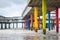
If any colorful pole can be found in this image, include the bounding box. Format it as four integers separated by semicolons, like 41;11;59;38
48;11;50;31
42;0;47;34
38;16;40;30
27;16;30;30
33;7;38;32
56;6;59;33
30;14;33;30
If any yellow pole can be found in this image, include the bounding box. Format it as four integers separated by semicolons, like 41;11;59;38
42;0;47;34
33;7;38;30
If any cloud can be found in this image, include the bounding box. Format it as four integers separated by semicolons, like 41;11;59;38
12;0;29;4
0;0;30;17
0;0;12;8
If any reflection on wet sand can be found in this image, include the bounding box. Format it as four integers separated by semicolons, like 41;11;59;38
54;34;58;40
33;35;38;40
46;33;58;40
24;33;59;40
43;35;46;40
24;35;38;40
0;30;60;40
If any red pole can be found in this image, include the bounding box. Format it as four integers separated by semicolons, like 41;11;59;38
38;16;40;29
56;6;59;33
30;14;33;28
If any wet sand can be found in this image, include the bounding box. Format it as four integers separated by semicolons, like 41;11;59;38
0;29;60;40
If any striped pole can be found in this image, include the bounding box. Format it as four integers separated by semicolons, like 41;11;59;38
33;7;38;32
42;0;47;34
48;11;50;31
56;6;59;33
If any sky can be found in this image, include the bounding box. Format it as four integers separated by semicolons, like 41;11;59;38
0;0;30;28
0;0;30;17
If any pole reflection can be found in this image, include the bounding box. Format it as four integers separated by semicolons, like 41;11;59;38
43;35;46;40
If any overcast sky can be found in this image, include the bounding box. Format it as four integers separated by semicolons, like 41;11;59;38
0;0;30;17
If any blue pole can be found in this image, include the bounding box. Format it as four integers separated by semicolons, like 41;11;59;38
27;19;30;30
27;16;30;30
48;11;50;30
